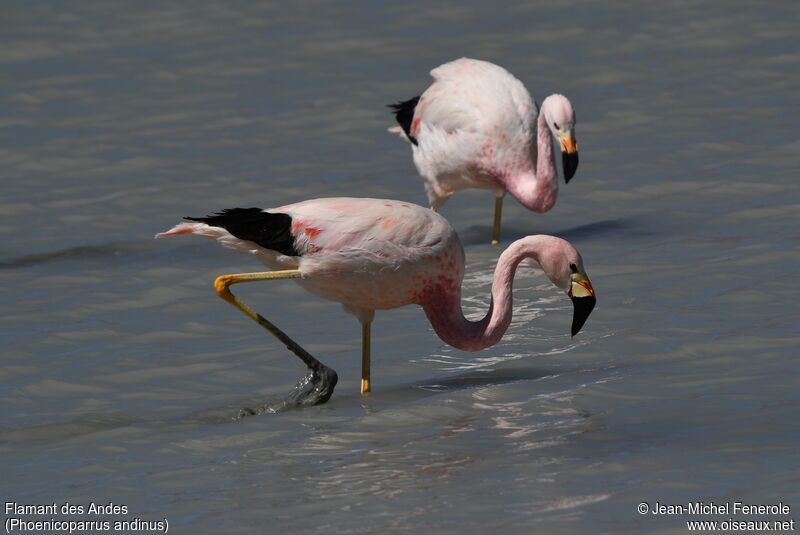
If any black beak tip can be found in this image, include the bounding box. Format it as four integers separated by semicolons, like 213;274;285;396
562;151;579;183
571;295;596;337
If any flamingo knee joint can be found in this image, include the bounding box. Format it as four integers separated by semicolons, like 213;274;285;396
214;275;234;298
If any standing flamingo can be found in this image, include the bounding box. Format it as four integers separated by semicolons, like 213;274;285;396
389;58;579;244
157;198;595;409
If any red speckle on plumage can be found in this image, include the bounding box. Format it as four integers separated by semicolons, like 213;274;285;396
291;221;323;252
291;220;320;237
482;141;494;160
411;116;421;137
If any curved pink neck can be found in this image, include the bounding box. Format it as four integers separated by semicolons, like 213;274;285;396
421;236;549;352
503;108;558;213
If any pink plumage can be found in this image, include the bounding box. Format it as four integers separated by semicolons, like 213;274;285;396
157;197;595;351
390;58;580;242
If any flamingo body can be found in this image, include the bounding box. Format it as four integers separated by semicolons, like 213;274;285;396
158;197;594;351
390;58;579;225
160;199;462;321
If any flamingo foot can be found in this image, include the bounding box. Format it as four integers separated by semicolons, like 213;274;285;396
237;364;339;417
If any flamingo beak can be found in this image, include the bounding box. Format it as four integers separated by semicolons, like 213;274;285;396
559;131;579;183
568;271;595;337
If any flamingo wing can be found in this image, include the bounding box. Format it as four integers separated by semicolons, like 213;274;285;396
390;59;536;186
388;59;488;146
277;198;448;258
425;58;536;139
276;199;464;313
158;198;461;284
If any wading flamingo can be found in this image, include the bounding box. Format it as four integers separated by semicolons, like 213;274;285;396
157;197;595;409
389;58;579;245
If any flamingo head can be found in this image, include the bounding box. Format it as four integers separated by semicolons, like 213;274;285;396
567;263;596;337
541;94;579;183
536;236;596;336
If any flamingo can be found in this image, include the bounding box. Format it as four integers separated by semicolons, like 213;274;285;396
156;197;596;409
389;58;579;245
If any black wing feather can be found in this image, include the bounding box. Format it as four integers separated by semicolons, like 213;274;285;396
388;96;420;146
185;208;299;256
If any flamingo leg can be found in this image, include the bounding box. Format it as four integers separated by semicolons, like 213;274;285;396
361;321;371;394
491;196;503;245
214;270;338;414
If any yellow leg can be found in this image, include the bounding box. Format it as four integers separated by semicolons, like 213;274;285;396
214;270;339;409
491;196;503;245
214;270;330;376
360;321;371;394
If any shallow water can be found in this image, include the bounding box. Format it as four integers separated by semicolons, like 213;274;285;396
2;1;799;533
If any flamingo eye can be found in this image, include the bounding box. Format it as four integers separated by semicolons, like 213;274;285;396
569;263;578;273
553;122;560;129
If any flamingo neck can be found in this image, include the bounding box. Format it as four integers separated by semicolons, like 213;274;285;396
421;236;549;352
503;109;558;213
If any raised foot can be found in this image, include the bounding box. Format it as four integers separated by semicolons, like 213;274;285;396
236;364;339;418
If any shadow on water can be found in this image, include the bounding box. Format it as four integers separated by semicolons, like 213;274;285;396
555;217;654;242
458;216;652;246
0;241;149;268
0;239;212;269
231;366;558;417
267;366;559;415
412;366;554;392
0;367;561;443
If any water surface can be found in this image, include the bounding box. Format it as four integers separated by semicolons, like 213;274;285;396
1;1;798;533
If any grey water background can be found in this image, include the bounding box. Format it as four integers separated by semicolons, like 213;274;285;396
1;1;798;533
